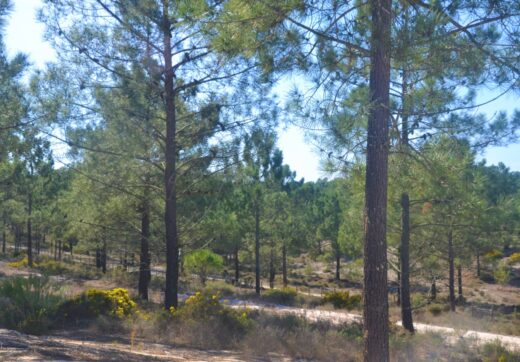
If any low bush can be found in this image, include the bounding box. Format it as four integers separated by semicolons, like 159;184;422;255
0;276;63;334
263;287;298;305
484;249;503;259
321;290;361;310
507;252;520;265
493;261;511;285
57;287;136;322
8;256;29;268
202;280;235;297
7;255;68;275
427;303;445;316
149;291;252;349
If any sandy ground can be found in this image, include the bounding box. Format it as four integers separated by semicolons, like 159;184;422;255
0;328;258;361
1;259;519;360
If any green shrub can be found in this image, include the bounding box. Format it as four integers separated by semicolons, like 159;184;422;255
481;341;520;362
263;288;298;305
170;291;251;345
321;290;361;310
428;304;444;316
0;276;63;334
57;287;136;322
202;280;235;297
36;259;68;275
493;261;510;285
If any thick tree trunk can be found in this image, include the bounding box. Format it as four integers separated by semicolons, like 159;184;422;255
448;229;456;311
138;201;151;300
363;0;392;360
162;0;179;310
255;197;261;295
400;193;414;332
234;246;239;285
282;243;288;287
335;254;341;281
58;240;62;261
396;270;401;306
457;263;463;302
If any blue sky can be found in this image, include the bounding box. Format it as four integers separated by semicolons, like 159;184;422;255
5;0;519;181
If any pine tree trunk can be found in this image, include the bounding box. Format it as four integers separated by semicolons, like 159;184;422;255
363;0;392;360
476;250;480;277
162;0;179;310
396;270;401;306
27;195;33;267
102;239;107;274
58;240;62;261
282;243;288;287
400;193;414;332
448;229;456;311
255;196;261;295
457;263;463;302
234;246;240;285
335;254;341;281
2;215;6;254
138;201;151;300
269;243;275;289
430;278;436;301
15;225;20;254
96;247;101;269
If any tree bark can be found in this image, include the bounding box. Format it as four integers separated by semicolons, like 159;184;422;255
457;263;463;302
138;200;151;300
396;270;401;306
282;243;288;287
335;254;341;281
27;193;33;267
2;214;6;254
363;0;392;360
430;278;436;301
448;229;456;311
255;195;261;295
400;193;414;332
96;247;101;269
162;0;179;310
269;243;275;289
234;246;240;285
102;238;107;274
476;250;480;277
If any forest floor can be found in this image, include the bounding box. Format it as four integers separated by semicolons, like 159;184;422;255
0;257;519;360
0;328;260;361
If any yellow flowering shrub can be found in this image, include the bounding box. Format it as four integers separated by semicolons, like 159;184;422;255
507;252;520;264
321;290;361;310
57;288;136;322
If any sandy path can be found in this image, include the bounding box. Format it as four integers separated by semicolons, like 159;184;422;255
230;302;520;352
